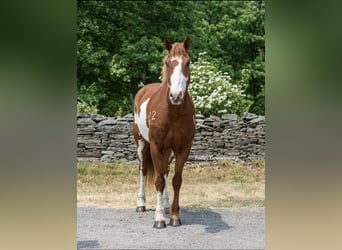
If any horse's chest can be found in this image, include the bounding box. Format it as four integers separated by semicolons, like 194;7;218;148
135;97;194;145
150;119;194;146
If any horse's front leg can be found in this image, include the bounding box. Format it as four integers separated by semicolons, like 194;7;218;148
169;150;190;226
170;168;183;226
150;142;168;229
154;173;167;228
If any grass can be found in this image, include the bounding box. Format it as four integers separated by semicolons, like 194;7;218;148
77;158;265;208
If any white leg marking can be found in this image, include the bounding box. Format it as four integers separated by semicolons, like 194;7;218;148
137;170;146;207
137;139;144;164
163;174;170;209
134;98;150;142
137;140;145;207
155;191;165;221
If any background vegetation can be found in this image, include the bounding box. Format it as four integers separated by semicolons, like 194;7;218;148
77;1;265;117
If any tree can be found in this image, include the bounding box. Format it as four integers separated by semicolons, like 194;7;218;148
193;1;265;114
77;1;265;116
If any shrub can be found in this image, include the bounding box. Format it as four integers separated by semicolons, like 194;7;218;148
77;83;106;114
189;52;251;117
77;99;98;114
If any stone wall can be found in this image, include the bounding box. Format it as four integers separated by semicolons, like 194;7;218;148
77;113;265;163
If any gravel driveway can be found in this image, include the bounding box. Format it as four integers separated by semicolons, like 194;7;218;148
77;206;264;249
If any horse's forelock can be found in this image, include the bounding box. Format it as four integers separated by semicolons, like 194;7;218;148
169;43;188;57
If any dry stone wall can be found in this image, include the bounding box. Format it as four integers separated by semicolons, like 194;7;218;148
77;113;265;163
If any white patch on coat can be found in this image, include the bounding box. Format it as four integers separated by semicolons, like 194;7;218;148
134;98;150;142
170;56;187;101
155;191;165;221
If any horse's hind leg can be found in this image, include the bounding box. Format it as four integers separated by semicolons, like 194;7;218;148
163;150;173;214
136;139;147;212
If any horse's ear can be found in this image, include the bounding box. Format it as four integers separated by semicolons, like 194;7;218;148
183;36;190;52
163;38;172;52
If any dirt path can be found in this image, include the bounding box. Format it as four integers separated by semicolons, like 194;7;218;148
77;206;264;249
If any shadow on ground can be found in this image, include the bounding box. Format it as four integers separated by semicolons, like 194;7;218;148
181;208;232;233
77;240;99;249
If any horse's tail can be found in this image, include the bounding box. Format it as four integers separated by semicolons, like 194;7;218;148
144;144;154;187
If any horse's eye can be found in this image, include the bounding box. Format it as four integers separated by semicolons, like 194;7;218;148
165;61;169;67
186;61;190;67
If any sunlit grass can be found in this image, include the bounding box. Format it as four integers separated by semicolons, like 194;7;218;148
77;159;265;208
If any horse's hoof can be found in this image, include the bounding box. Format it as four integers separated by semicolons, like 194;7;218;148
136;206;146;212
164;207;170;214
169;218;182;226
153;220;166;229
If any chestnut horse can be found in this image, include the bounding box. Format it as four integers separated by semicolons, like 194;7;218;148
133;37;195;228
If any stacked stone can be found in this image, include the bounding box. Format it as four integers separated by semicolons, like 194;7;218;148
77;114;136;162
189;112;265;162
77;112;265;163
77;114;104;161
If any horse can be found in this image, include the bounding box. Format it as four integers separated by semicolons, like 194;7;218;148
132;37;195;228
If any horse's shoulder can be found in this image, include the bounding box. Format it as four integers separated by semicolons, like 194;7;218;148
135;83;162;105
141;83;161;92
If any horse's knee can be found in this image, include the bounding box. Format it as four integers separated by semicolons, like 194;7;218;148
155;175;165;192
172;174;182;189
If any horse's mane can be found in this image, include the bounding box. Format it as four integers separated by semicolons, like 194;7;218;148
161;42;188;85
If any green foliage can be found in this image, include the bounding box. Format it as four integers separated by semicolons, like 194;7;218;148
77;83;105;114
248;86;265;115
77;100;97;115
193;1;265;115
100;95;134;117
77;1;265;116
189;53;251;116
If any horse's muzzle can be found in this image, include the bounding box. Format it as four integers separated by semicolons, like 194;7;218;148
169;91;183;105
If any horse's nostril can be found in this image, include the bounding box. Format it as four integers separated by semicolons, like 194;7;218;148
170;92;183;103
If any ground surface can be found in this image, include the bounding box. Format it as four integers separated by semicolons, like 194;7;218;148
77;206;264;250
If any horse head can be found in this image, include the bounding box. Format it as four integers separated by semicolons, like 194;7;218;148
162;37;191;105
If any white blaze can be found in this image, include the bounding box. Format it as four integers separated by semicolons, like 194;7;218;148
134;98;150;142
170;57;187;99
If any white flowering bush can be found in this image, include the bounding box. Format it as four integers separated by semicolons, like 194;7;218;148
189;52;251;117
